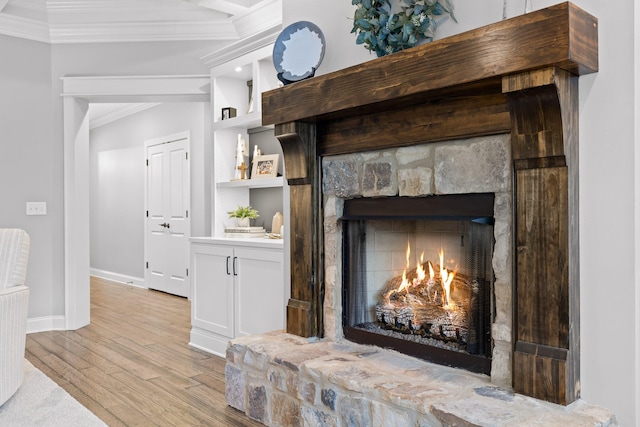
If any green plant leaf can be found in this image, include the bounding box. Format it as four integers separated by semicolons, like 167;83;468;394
352;0;456;56
355;19;372;29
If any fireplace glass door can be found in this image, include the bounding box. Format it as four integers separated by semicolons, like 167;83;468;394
341;194;495;374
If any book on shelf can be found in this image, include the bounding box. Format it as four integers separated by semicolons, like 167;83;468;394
224;226;266;238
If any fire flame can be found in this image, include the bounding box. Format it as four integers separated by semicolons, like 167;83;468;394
416;251;426;283
439;248;456;309
384;242;457;311
397;270;409;293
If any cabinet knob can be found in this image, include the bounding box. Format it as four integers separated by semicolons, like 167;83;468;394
160;222;170;228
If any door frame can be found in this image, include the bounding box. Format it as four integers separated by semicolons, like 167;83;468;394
62;75;209;330
144;131;192;297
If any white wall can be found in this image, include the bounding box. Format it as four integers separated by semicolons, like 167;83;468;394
0;37;222;324
0;35;57;319
89;102;209;281
284;0;637;425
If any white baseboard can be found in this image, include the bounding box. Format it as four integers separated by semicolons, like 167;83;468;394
189;327;228;358
26;270;144;334
90;268;145;288
27;315;66;334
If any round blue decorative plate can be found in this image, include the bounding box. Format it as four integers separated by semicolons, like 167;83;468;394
273;21;325;84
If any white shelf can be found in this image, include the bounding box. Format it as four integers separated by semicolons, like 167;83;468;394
213;111;262;130
217;176;284;189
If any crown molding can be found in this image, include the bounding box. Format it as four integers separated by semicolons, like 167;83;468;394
7;0;47;17
200;0;282;67
190;0;247;16
232;0;281;39
0;13;50;43
0;0;282;44
201;23;280;68
49;20;238;43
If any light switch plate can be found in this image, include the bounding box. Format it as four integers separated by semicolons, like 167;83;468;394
26;201;47;215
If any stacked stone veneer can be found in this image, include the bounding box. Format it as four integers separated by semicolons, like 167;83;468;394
226;331;617;426
322;134;513;387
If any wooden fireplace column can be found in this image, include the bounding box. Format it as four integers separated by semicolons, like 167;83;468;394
503;67;580;404
264;2;597;405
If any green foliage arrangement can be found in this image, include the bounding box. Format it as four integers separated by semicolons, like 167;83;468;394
351;0;456;57
227;205;260;219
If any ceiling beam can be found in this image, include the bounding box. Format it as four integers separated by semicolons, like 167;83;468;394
191;0;248;16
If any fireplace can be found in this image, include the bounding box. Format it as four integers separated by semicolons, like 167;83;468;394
320;134;514;385
341;194;495;374
261;2;598;406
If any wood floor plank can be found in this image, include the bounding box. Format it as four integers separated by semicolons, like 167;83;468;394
25;277;263;427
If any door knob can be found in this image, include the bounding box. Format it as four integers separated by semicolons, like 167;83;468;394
160;222;170;228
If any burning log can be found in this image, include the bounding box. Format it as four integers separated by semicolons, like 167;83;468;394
375;252;475;345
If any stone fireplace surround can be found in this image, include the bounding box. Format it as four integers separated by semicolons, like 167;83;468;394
320;135;513;385
225;3;618;425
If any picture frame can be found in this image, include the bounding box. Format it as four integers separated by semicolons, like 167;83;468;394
221;107;237;120
251;154;279;179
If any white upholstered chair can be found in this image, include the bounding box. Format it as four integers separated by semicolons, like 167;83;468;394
0;228;30;406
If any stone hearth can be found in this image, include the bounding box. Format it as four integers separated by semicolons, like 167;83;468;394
226;332;616;426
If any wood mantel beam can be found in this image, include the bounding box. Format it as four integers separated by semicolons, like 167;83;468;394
263;2;597;127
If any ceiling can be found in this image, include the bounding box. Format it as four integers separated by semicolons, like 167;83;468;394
0;0;281;43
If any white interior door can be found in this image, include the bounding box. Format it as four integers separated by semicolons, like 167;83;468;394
145;133;190;297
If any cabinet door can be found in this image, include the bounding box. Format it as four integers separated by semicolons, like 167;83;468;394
234;248;284;337
191;244;234;338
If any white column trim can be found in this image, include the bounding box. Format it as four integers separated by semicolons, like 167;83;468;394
62;74;210;330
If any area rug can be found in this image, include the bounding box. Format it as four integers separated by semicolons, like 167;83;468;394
0;359;106;426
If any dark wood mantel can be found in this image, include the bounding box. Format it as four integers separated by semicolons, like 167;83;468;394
263;2;597;406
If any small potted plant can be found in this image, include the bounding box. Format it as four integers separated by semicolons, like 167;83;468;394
228;205;259;227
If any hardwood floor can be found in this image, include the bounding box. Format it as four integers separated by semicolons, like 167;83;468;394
25;277;261;427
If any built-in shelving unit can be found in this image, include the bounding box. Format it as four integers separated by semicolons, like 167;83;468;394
189;30;290;357
209;43;287;238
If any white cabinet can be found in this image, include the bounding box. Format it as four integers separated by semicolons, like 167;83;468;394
189;238;285;356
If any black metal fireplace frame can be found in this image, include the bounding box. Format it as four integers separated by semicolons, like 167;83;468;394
340;193;495;375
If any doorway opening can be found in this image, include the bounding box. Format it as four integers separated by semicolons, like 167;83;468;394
63;74;210;330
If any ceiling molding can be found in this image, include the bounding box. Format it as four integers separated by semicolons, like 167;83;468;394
49;20;238;44
0;0;282;44
191;0;247;16
232;0;281;39
201;23;279;68
8;0;47;17
0;13;50;43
